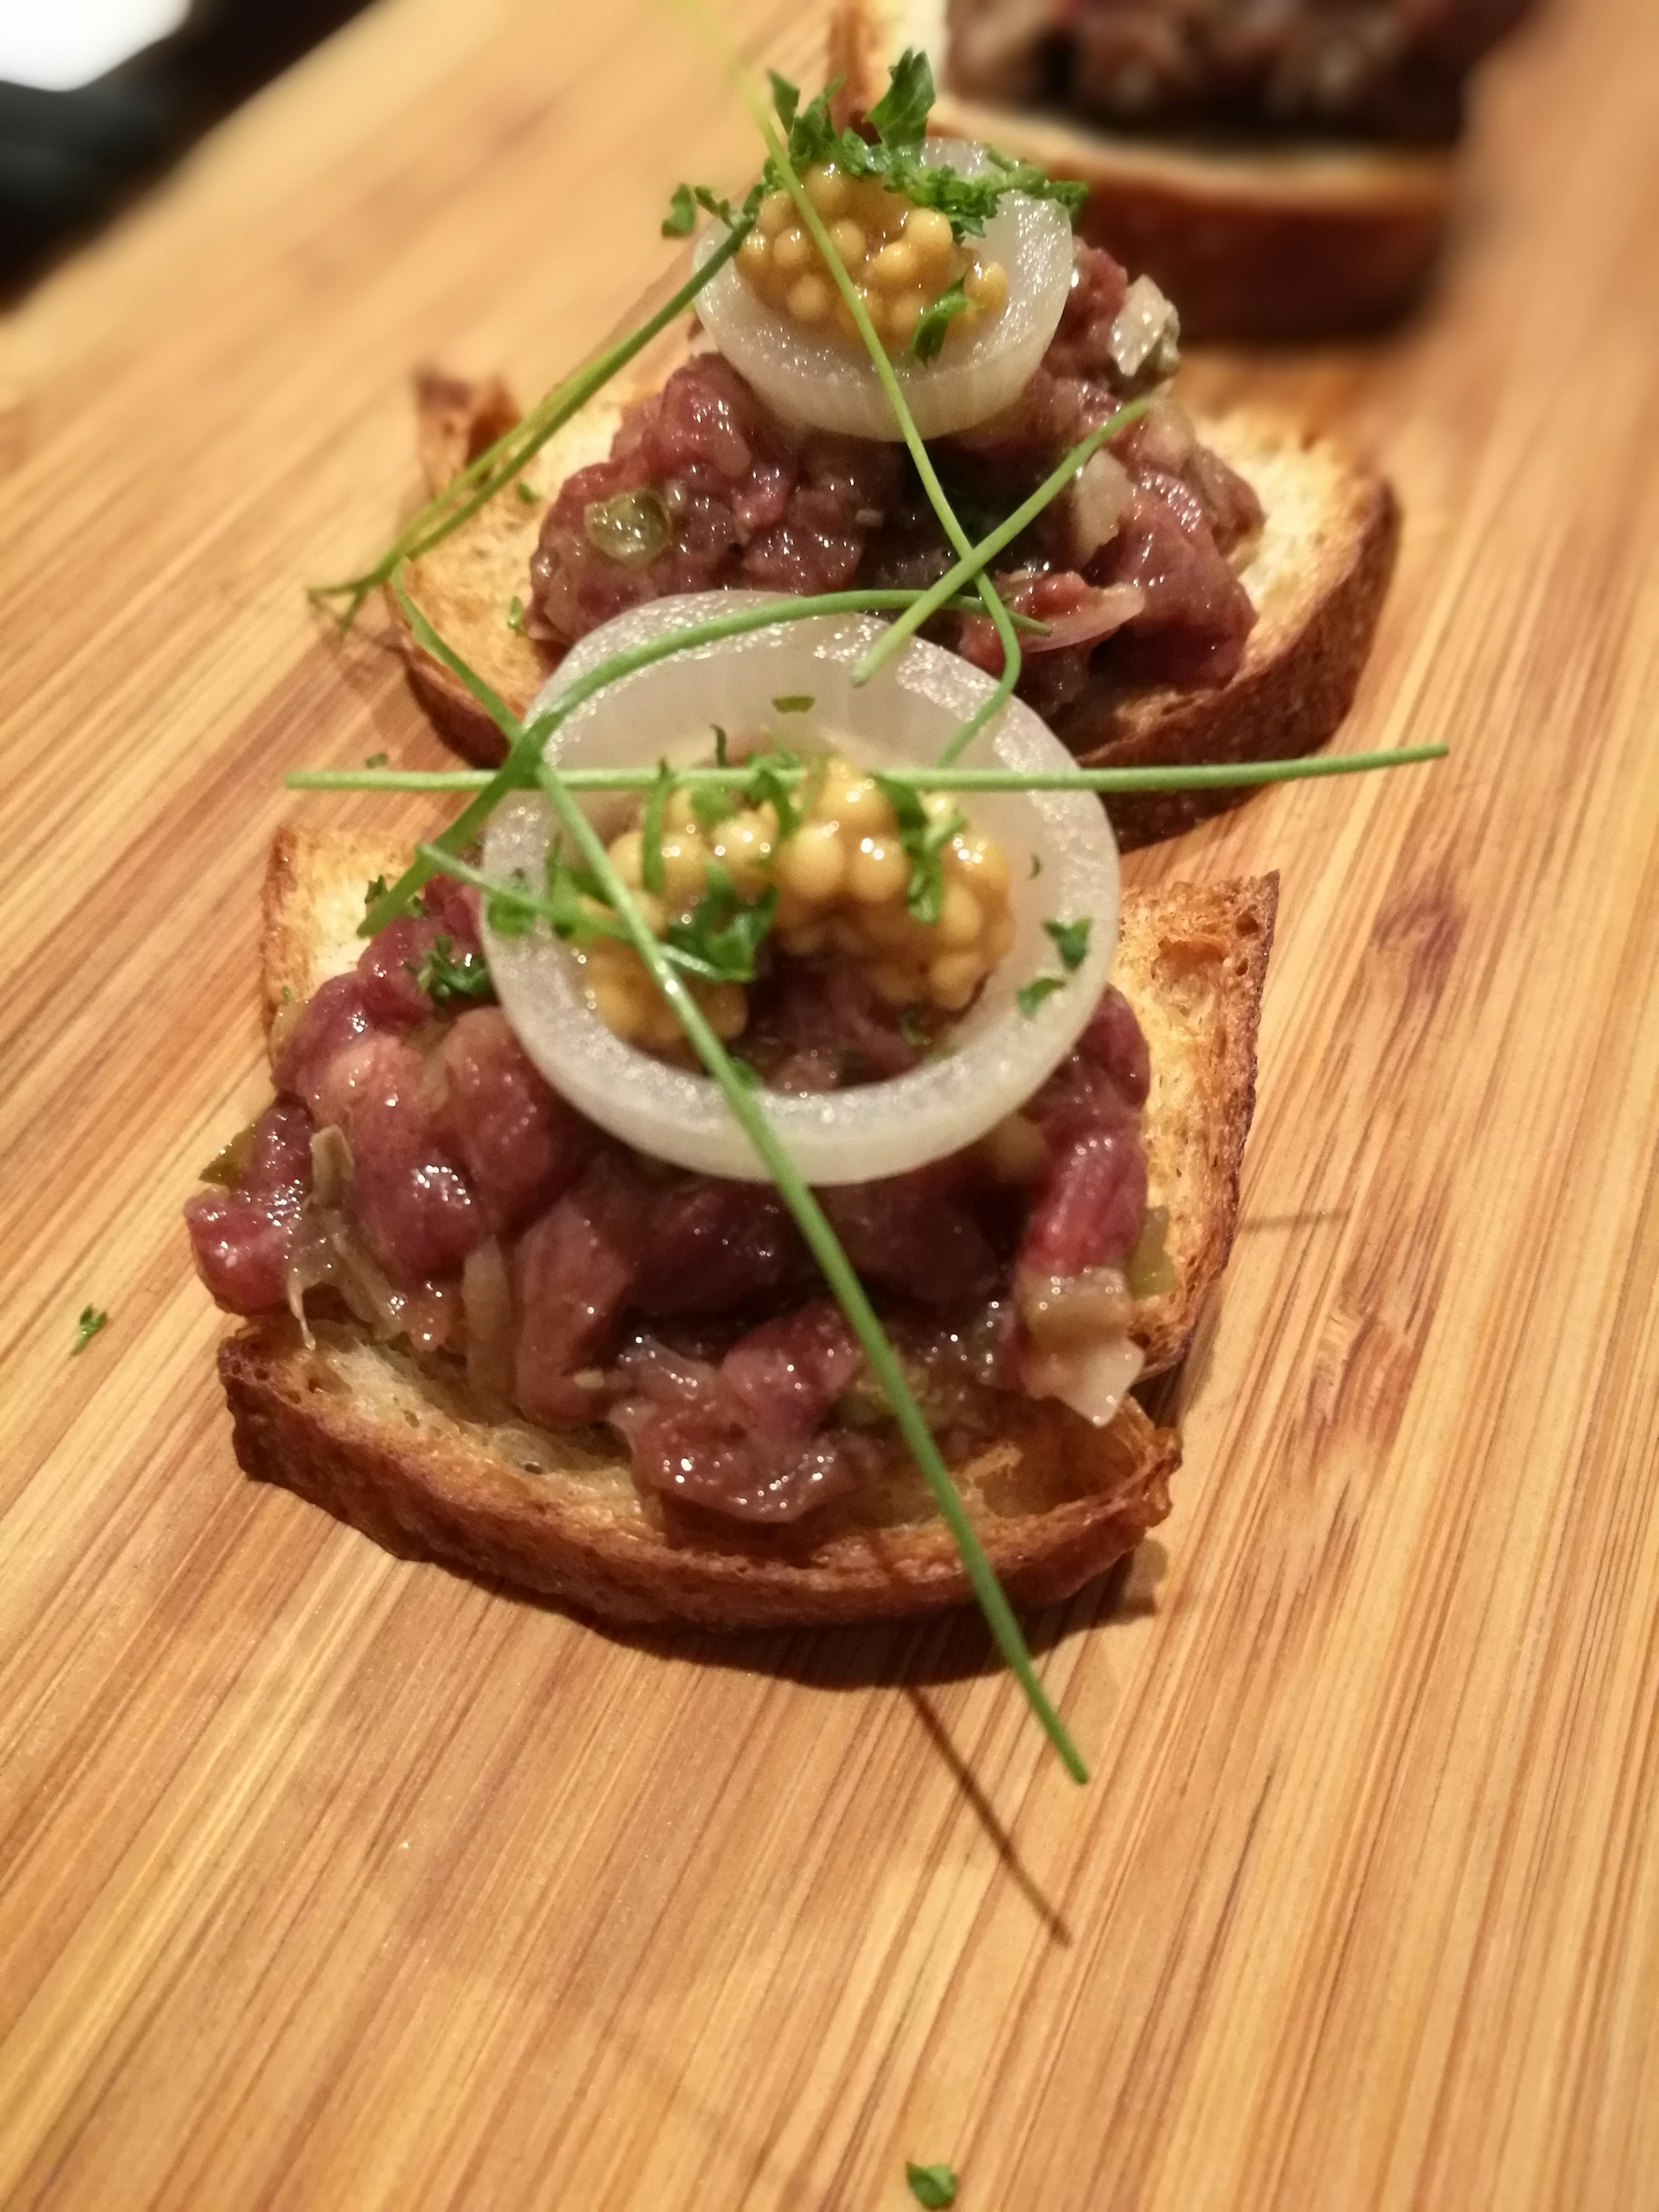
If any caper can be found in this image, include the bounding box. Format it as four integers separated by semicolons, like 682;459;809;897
583;487;673;568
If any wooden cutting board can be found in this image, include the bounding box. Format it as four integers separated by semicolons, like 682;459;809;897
3;0;1656;2203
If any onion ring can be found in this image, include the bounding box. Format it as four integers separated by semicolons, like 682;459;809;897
480;592;1120;1184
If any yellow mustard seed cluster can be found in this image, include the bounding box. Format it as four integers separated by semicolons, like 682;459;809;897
736;164;1009;354
580;752;1017;1055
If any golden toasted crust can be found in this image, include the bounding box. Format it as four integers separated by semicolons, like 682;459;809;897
216;831;1273;1625
219;1322;1179;1627
830;0;1454;340
1117;874;1278;1368
387;350;1394;840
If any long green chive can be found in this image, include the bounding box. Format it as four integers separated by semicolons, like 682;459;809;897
525;756;1088;1783
852;394;1157;708
311;217;754;630
295;745;1448;800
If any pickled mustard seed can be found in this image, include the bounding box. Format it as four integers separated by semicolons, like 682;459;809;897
71;1306;108;1356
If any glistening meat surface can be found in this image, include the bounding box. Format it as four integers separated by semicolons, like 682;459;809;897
187;889;1154;1522
529;241;1260;709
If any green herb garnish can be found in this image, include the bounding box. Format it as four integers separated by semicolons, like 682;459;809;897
515;480;540;505
878;776;965;925
364;751;388;769
665;858;777;982
485;869;537;939
640;762;673;895
897;1005;930;1049
908;277;968;364
662;181;697;236
71;1306;108;1357
1044;916;1091;971
1017;976;1067;1017
364;875;388;911
906;2161;958;2207
412;934;492;1006
772;693;814;714
766;55;1083;240
506;594;525;633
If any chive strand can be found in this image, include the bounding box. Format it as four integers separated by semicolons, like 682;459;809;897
311;217;754;629
853;394;1156;695
746;109;1024;755
528;756;1088;1784
295;743;1449;799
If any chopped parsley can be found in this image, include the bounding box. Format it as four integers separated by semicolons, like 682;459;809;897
664;179;760;236
364;875;388;911
1017;975;1067;1017
877;776;965;926
897;1004;930;1049
665;859;777;982
908;277;969;363
484;868;537;939
364;750;388;769
506;594;526;633
71;1305;108;1357
766;55;1084;239
1043;916;1091;971
691;782;741;833
772;693;814;715
905;2163;958;2208
411;934;492;1006
515;479;540;505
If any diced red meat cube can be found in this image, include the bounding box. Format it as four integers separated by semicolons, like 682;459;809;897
1020;1127;1149;1275
1077;984;1152;1106
629;1176;808;1317
184;1100;313;1313
821;1172;1002;1306
441;1007;593;1233
512;1156;644;1424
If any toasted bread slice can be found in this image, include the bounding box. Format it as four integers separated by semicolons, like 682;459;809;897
830;0;1454;341
391;344;1394;851
218;831;1274;1625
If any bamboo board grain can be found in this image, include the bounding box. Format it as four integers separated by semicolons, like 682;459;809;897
1;0;1657;2202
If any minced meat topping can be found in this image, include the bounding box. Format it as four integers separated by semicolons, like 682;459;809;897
187;877;1154;1526
528;239;1262;718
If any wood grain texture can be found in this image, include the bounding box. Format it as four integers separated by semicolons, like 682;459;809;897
1;0;1656;2204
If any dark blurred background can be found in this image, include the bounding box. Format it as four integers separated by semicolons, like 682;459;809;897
0;0;373;293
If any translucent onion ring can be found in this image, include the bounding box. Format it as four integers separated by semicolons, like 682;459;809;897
692;140;1075;442
480;593;1120;1185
